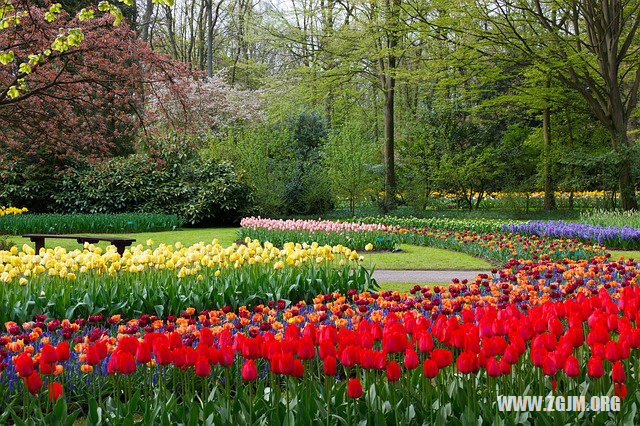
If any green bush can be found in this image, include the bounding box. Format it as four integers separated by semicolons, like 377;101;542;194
54;134;253;225
208;113;333;216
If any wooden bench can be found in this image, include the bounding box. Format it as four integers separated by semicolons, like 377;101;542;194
22;234;136;255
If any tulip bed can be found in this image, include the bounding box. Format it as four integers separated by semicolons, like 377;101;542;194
0;207;28;217
0;240;375;324
241;217;608;265
504;220;640;250
359;216;509;233
402;227;606;265
0;212;183;235
239;217;402;250
0;255;639;423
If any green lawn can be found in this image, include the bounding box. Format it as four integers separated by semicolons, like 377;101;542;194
377;281;449;292
364;244;491;270
7;228;240;252
608;249;640;260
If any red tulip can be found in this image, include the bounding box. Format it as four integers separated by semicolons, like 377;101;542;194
587;356;604;378
386;361;401;382
382;331;407;353
40;344;58;365
219;346;234;367
347;378;362;398
55;342;70;362
504;345;519;364
291;359;304;377
40;359;55;375
564;356;580;378
184;347;197;366
323;356;337;376
404;349;419;370
24;372;43;395
136;341;152;364
86;346;101;366
118;336;139;356
319;342;336;359
542;356;557;376
486;357;500;377
456;352;477;374
200;327;214;347
431;349;452;368
604;341;620;363
115;350;136;374
612;361;625;383
241;359;258;381
15;352;34;377
296;337;315;360
416;331;434;353
194;356;211;377
172;348;186;368
155;345;172;365
373;350;387;370
169;332;183;350
423;359;438;379
48;382;63;402
340;345;359;367
241;337;262;360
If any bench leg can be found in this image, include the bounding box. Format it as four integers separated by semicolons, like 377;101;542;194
114;242;127;256
30;237;44;253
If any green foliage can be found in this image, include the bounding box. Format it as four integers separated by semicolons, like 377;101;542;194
0;261;375;324
55;134;253;226
0;236;15;250
208;113;333;216
580;210;640;229
324;123;378;216
0;213;183;235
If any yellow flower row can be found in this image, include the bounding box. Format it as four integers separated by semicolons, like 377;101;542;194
0;238;363;284
0;206;28;216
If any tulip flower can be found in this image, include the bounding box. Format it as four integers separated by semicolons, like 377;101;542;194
347;378;362;398
386;361;401;382
136;341;152;364
40;344;58;365
587;357;604;378
423;359;438;379
241;359;257;381
563;356;580;378
15;352;34;377
55;342;70;362
323;356;337;376
195;357;211;377
48;382;63;402
404;349;419;370
612;361;626;383
24;372;43;395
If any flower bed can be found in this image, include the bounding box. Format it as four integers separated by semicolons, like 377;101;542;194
0;212;183;235
240;217;401;250
0;239;375;324
0;255;638;423
402;227;605;264
0;207;28;217
504;220;640;249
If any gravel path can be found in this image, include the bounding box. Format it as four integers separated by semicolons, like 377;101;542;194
372;270;489;283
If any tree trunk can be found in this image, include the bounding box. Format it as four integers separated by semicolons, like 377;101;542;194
140;0;154;42
383;88;395;207
610;122;638;210
207;0;213;77
542;78;556;210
